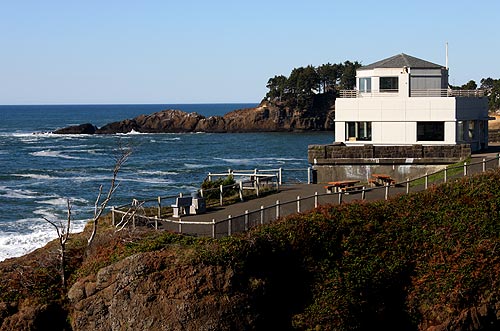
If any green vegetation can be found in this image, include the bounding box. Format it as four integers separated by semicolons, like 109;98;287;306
2;169;500;329
265;61;361;109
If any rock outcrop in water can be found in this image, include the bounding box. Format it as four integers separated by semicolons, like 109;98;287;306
53;99;335;134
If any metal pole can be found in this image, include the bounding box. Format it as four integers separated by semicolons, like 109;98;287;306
297;196;301;213
154;216;158;230
385;184;389;200
278;167;282;185
228;215;232;236
338;192;342;205
406;178;410;194
483;158;486;172
361;187;366;200
307;167;311;184
425;173;428;189
314;192;318;208
464;162;467;176
276;200;280;219
111;206;115;226
444;168;447;183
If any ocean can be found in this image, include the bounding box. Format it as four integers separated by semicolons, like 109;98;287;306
0;104;333;261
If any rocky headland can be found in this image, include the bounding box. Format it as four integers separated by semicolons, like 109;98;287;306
53;99;335;134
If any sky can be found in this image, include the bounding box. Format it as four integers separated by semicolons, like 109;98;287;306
0;0;499;105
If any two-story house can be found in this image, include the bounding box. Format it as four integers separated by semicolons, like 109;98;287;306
334;53;489;152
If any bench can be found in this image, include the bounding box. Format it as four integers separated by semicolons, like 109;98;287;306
171;197;192;218
324;185;336;193
340;185;365;193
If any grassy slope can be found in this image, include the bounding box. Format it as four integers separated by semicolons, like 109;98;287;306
1;169;500;330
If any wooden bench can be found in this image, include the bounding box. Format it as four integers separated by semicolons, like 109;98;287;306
171;197;192;218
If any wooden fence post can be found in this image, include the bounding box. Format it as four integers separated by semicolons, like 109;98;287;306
338;192;342;205
111;206;115;226
244;210;249;231
260;206;264;225
154;216;158;230
239;181;244;201
444;168;447;183
178;220;182;233
157;196;161;218
278;167;282;185
307;167;311;184
219;184;223;206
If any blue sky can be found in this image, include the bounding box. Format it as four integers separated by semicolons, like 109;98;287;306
1;0;498;104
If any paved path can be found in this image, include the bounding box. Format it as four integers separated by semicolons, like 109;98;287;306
157;144;500;236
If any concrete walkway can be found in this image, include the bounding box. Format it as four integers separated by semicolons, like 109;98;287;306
157;144;500;237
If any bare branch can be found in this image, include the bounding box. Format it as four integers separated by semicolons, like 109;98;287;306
87;145;131;246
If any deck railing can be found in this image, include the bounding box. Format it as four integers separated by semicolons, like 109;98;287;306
339;89;485;98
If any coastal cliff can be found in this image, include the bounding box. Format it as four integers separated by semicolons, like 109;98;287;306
53;97;335;134
1;170;500;330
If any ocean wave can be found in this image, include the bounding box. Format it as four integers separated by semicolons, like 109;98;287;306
137;170;179;176
14;173;55;180
30;150;83;160
0;217;87;262
184;163;211;169
0;186;40;199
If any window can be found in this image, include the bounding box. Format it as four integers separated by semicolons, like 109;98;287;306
417;122;444;141
359;78;371;93
468;121;475;139
346;122;372;141
379;77;398;92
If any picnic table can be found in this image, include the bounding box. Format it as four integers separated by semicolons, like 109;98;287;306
324;180;361;193
369;174;396;186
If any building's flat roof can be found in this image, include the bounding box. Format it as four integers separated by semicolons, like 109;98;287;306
361;53;444;70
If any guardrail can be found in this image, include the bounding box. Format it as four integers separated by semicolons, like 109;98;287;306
339;89;485;98
110;155;500;238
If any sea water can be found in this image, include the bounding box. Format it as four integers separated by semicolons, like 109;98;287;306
0;104;333;260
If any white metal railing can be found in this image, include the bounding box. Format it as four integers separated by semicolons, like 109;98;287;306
110;155;500;238
340;89;485;98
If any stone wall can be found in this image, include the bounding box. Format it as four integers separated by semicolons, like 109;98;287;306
308;144;471;183
308;144;471;164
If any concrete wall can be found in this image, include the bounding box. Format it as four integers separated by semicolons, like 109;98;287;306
308;144;471;183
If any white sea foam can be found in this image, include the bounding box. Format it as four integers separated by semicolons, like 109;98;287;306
184;163;210;169
0;217;87;262
30;150;82;160
137;170;178;176
0;186;40;199
14;173;55;180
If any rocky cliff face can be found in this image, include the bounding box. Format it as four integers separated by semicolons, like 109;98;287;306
53;99;335;134
68;252;252;331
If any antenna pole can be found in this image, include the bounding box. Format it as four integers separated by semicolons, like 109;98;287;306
445;42;449;70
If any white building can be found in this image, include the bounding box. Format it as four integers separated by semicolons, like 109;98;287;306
334;53;489;152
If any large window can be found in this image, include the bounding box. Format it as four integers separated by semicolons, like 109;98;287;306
379;77;398;92
417;122;444;141
359;78;371;93
346;122;372;141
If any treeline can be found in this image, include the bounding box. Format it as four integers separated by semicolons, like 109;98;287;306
265;61;361;108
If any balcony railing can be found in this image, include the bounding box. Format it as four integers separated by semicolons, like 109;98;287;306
339;89;485;98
